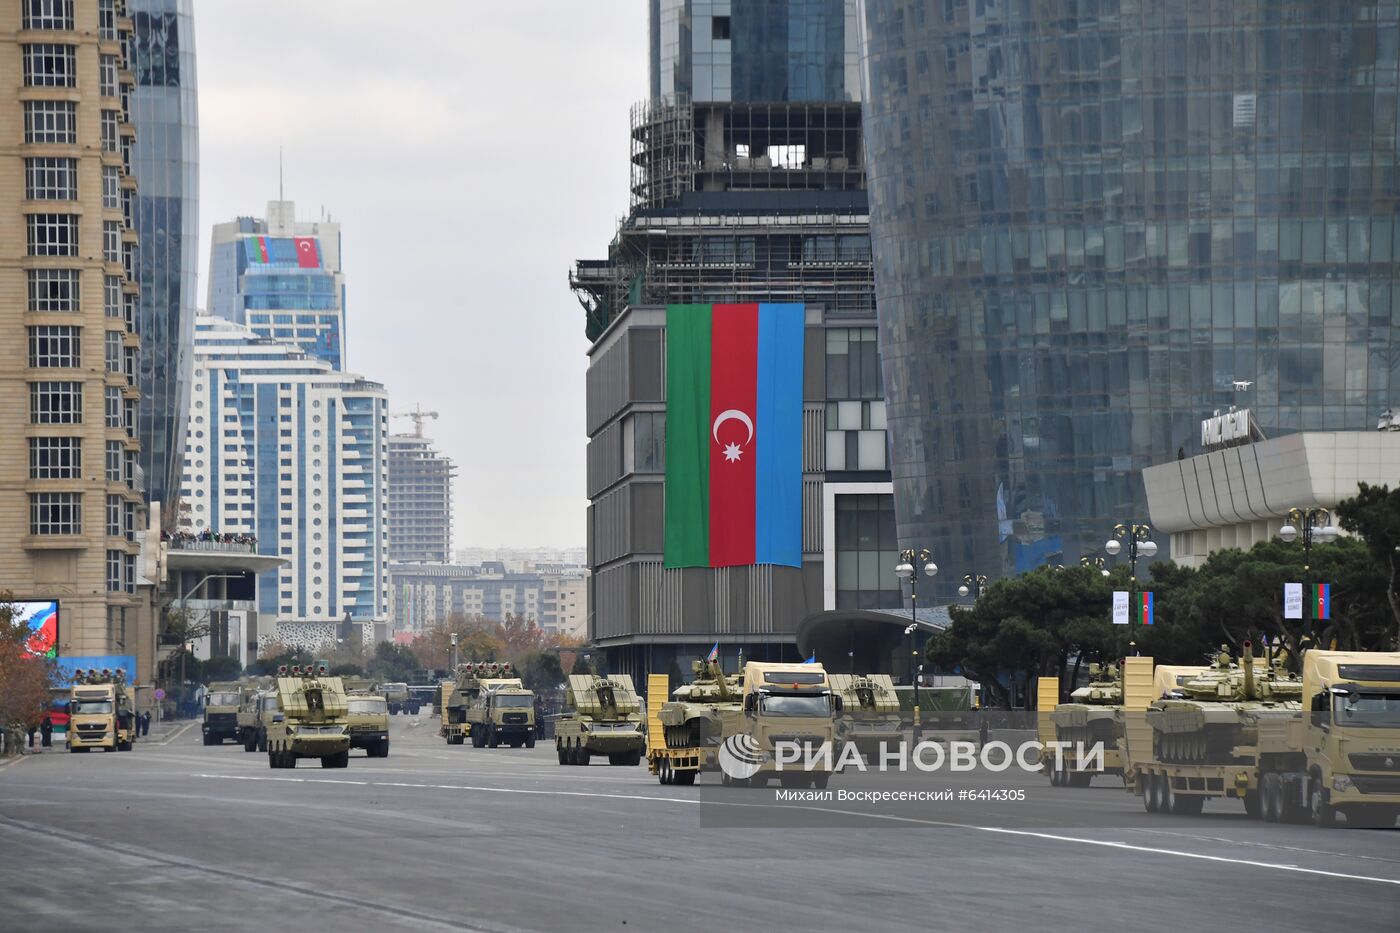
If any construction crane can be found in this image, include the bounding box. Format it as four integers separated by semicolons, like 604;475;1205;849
390;403;439;438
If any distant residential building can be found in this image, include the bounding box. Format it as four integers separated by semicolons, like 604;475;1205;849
453;546;587;569
389;563;542;630
540;573;586;638
387;432;455;563
180;316;389;626
207;200;346;369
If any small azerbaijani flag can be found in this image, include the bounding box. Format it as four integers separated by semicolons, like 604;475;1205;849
803;653;817;664
1136;591;1155;626
1313;583;1331;620
707;642;719;663
249;235;270;263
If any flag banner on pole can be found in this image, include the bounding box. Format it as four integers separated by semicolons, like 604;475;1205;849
664;303;804;568
706;643;719;663
1284;582;1303;619
1112;591;1129;625
1313;583;1331;620
1136;591;1154;625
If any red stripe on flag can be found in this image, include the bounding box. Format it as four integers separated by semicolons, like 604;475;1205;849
708;304;758;566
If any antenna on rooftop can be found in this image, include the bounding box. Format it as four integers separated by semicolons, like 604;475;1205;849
278;145;284;202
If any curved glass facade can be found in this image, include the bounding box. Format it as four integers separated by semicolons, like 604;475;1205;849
130;0;199;511
861;1;1400;590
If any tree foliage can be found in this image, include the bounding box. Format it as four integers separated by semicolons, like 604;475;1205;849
0;595;59;753
1335;482;1400;648
412;614;582;676
367;642;421;683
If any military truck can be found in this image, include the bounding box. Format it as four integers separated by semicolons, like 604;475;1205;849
375;681;419;715
239;688;279;753
466;680;537;748
555;674;645;766
440;661;519;745
265;664;352;769
202;681;244;745
346;692;391;757
68;669;134;752
1035;662;1136;787
830;673;900;760
647;660;743;785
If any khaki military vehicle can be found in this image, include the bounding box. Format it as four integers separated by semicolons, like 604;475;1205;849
830;673;900;760
441;661;529;745
466;680;537;748
239;688;280;752
265;664;351;769
555;674;645;766
347;692;391;757
202;680;243;745
68;668;135;753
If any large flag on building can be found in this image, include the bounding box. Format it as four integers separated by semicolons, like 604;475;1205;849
664;303;804;568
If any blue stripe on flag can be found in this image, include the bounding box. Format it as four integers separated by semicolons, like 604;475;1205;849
755;303;804;567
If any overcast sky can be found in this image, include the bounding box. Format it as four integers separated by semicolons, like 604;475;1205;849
196;1;646;549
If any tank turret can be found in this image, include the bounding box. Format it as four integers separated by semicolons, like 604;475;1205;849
657;659;744;749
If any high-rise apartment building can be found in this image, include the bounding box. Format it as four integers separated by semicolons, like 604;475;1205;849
180;316;389;626
387;430;455;564
207;200;346;369
128;0;197;515
860;1;1400;590
572;2;904;677
1;0;151;672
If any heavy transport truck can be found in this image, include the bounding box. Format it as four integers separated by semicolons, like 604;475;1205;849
440;661;516;744
202;681;244;745
68;669;135;752
346;692;391;757
555;674;646;766
648;660;840;787
239;688;279;753
265;665;352;769
1124;646;1400;827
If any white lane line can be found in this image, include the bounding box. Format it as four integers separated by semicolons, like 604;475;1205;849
190;772;1400;888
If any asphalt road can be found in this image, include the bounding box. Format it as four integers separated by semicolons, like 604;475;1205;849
2;714;1397;932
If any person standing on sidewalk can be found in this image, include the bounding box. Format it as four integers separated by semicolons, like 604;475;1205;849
40;715;53;748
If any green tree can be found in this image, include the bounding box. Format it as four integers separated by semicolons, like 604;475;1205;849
0;596;60;754
202;655;243;683
513;650;564;691
1335;482;1400;649
367;642;421;683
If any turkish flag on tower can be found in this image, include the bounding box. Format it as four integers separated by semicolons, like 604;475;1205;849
293;237;320;269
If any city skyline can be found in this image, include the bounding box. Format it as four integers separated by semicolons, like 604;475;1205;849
194;1;645;548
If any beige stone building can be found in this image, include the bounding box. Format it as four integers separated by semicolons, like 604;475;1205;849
1;1;152;677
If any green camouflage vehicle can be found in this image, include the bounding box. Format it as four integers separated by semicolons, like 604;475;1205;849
555;674;645;766
346;692;391;757
265;665;352;769
202;681;243;745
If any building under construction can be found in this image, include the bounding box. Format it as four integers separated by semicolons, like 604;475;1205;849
387;408;456;564
571;2;899;678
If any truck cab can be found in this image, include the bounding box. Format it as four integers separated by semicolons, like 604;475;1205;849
67;669;133;753
736;661;839;788
203;682;244;745
468;680;537;748
346;693;391;757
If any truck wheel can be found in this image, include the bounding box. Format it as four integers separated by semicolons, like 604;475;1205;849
576;745;589;766
1310;777;1337;827
811;773;830;790
672;768;696;786
525;735;535;750
257;731;267;753
1159;774;1176;814
203;733;214;746
1143;772;1160;813
557;742;568;766
379;739;390;758
1261;774;1282;822
322;750;349;769
628;750;643;767
488;729;500;749
609;753;626;766
658;758;672;784
1242;789;1261;819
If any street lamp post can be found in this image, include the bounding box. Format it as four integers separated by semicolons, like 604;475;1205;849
895;548;938;740
958;573;988;599
1105;524;1157;621
450;632;459;671
1080;556;1110;577
1278;508;1339;636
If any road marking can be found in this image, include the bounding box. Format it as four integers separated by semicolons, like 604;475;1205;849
191;772;1400;888
0;754;34;773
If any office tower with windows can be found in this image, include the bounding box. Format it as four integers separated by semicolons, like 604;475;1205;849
387;430;456;564
180;316;389;626
572;2;909;677
207;200;346;369
128;0;197;515
0;0;150;670
861;0;1400;588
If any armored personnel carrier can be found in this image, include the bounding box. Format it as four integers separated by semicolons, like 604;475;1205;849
829;673;900;760
265;664;352;769
555;674;645;766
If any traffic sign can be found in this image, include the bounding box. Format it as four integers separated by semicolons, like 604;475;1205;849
154;688;166;700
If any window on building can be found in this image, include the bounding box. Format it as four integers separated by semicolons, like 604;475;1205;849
712;15;730;39
125;554;136;593
124;502;135;542
28;269;79;312
31;492;82;535
23;0;75;31
104;275;121;318
105;386;122;428
25;157;77;200
30;381;81;424
23;44;76;87
124;398;136;437
825;400;888;471
107;549;123;591
103;220;120;263
106;441;122;482
105;330;122;373
102;165;120;209
100;110;119;153
99;54;117;97
29;437;80;479
106;494;121;537
98;0;115;40
27;213;78;257
28;325;80;368
23;100;75;143
825;327;881;399
834;494;900;611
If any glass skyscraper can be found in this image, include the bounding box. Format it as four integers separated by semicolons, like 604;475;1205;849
129;0;198;512
860;1;1400;590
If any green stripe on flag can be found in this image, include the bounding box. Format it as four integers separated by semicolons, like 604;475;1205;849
664;305;711;567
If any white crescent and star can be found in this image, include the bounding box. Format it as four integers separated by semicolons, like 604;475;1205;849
712;409;754;463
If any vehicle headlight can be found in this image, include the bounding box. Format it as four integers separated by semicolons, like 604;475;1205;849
285;725;296;735
1332;774;1353;792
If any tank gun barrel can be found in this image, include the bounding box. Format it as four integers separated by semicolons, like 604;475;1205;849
1243;641;1256;700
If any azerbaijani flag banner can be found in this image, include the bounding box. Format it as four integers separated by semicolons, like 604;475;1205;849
1313;583;1331;620
1136;591;1155;625
248;235;270;264
665;303;804;568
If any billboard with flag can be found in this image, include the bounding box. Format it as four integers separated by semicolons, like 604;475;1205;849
16;600;58;657
664;304;804;568
243;235;322;269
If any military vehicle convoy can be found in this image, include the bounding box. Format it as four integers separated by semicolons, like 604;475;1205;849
377;681;419;715
829;673;900;760
647;659;839;787
346;692;391;757
67;669;135;752
1036;662;1133;787
202;681;244;745
265;665;352;769
555;674;645;766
